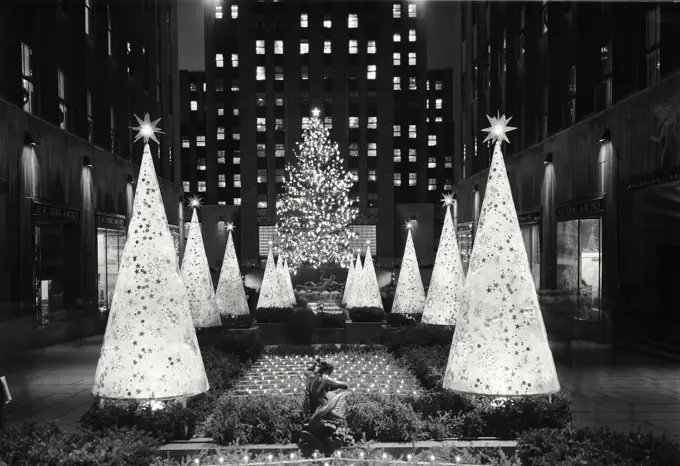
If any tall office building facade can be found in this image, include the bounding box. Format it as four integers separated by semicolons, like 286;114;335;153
0;0;184;358
183;0;429;264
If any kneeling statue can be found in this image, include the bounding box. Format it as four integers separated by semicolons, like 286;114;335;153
298;358;354;456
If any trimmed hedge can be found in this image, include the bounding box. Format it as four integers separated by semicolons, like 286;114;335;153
220;314;255;329
314;311;347;328
380;325;454;352
386;313;422;327
349;307;386;322
254;307;294;323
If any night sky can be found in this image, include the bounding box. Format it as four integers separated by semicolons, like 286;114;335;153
178;0;456;71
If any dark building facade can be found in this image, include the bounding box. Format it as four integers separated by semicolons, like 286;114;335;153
450;1;680;345
0;0;184;361
183;0;430;267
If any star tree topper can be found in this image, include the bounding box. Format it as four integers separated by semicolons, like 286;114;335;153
442;193;455;207
311;107;321;117
187;195;203;209
481;113;516;145
130;113;164;145
225;222;235;232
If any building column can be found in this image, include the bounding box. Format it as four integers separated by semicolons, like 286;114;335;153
178;198;185;263
19;142;40;317
540;161;557;290
80;159;97;313
599;138;617;342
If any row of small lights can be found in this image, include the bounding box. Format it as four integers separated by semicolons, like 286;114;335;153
193;451;465;465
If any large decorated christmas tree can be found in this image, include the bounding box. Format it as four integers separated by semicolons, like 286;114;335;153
422;195;466;326
277;108;358;270
443;114;560;397
391;225;425;314
92;115;209;400
182;204;221;328
353;244;383;309
257;245;287;309
215;223;249;316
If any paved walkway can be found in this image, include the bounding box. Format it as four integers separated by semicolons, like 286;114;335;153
3;336;680;441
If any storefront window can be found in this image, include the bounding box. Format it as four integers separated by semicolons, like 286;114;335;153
556;218;601;321
169;225;180;261
457;222;473;275
97;228;126;314
520;223;541;290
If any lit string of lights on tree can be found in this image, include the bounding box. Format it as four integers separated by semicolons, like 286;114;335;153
276;108;358;270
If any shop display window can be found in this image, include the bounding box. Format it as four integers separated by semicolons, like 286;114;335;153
520;222;541;290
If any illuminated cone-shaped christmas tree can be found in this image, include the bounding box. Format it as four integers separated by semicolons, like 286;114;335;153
347;252;363;309
276;256;293;307
182;207;221;327
422;195;466;325
355;244;383;309
392;226;425;314
257;246;287;309
93;114;209;400
283;259;296;305
342;258;356;305
443;114;560;397
215;224;249;316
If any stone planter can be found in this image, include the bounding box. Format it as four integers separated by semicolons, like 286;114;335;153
225;326;260;340
314;327;346;344
345;320;385;344
255;322;286;345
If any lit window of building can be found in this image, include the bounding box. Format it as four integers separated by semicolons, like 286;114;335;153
198;181;207;192
231;53;238;66
394;76;401;90
276;97;284;106
233;156;240;164
444;180;452;190
257;169;267;183
216;53;224;67
218;174;226;188
409;77;417;89
350;143;359;157
217;127;225;140
276;118;285;131
367;143;377;157
217;150;226;164
302;117;310;129
182;139;190;148
256;40;265;55
233;107;239;115
217;104;224;116
324;117;332;129
256;66;265;81
274;40;283;54
233;132;240;140
257;144;266;157
409;29;416;42
231;5;238;19
393;53;401;66
393;125;401;137
233;197;241;206
409;173;417;186
324;40;331;54
197;135;206;147
233;174;241;187
444;156;452;168
393;149;401;162
300;39;309;54
435;116;442;122
351;170;359;182
348;14;358;28
409;149;417;162
276;169;285;183
349;116;359;129
368;116;377;129
183;181;190;192
436;98;442;109
367;41;376;54
393;173;401;186
428;157;436;168
368;170;376;181
409;125;416;138
324;15;332;28
394;33;401;42
435;80;443;90
409;52;416;66
428;178;437;191
428;134;437;146
190;100;197;111
275;66;284;80
218;201;226;206
408;3;416;17
300;13;308;28
257;118;266;132
349;40;358;54
301;66;309;80
427;100;430;109
215;5;222;19
367;64;376;80
393;3;401;18
275;144;285;157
